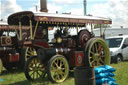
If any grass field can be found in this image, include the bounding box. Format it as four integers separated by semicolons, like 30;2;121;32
0;62;128;85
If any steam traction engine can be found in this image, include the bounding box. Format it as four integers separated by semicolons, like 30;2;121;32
8;11;112;83
0;22;30;73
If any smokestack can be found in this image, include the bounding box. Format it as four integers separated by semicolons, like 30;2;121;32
40;0;48;12
83;0;87;15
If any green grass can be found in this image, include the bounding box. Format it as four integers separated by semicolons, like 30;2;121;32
0;69;75;85
1;62;128;85
112;62;128;85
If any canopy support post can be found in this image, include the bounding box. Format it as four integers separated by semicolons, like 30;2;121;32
19;21;22;40
76;24;79;34
30;20;33;40
100;24;102;37
103;24;107;34
15;28;20;40
33;21;39;40
91;24;93;33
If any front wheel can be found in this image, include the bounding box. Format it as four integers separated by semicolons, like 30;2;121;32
47;55;69;83
24;56;46;81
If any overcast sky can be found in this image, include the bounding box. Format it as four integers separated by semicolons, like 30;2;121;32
0;0;128;28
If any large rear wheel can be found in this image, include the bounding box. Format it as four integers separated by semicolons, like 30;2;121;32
47;55;69;83
24;56;46;80
20;47;37;67
85;38;110;67
25;47;37;61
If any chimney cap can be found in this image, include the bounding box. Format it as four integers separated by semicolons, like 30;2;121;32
40;0;48;12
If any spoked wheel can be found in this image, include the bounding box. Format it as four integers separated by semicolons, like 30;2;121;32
0;58;3;74
20;47;37;69
85;38;110;67
47;55;69;83
24;56;46;81
24;47;37;61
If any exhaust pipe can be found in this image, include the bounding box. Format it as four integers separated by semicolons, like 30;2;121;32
40;0;48;12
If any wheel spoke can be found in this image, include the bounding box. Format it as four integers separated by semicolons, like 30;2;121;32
37;71;42;78
29;71;34;77
51;69;58;72
30;48;32;52
61;68;65;71
57;75;60;80
29;67;33;71
94;43;98;53
56;59;59;65
96;60;100;66
90;51;95;55
90;54;96;59
34;58;38;65
36;71;38;79
92;45;95;52
90;60;95;65
89;56;93;60
33;71;35;79
53;62;58;68
27;51;33;55
60;60;64;67
98;58;104;64
26;54;32;57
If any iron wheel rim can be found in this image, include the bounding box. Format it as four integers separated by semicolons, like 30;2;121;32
86;38;110;67
28;57;46;80
50;56;69;83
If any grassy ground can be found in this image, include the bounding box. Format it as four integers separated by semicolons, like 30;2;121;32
112;62;128;85
0;62;128;85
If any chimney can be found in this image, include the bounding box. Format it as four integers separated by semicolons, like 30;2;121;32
40;0;48;12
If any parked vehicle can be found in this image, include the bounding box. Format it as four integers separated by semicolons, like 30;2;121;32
7;10;112;83
106;35;128;63
0;22;35;73
7;0;111;83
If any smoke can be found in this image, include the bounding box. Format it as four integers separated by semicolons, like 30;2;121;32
1;0;23;21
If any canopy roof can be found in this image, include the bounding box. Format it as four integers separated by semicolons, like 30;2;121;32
8;11;112;26
0;25;29;30
0;21;29;30
0;20;29;30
